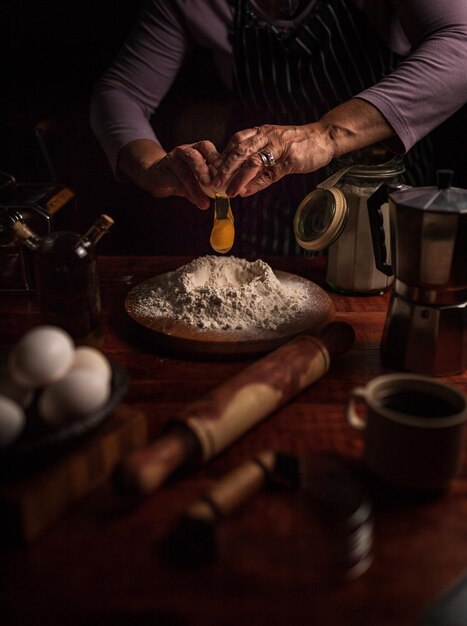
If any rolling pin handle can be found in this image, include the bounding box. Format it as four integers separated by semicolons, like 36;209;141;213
317;321;356;357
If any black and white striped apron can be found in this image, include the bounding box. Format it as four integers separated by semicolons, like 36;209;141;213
229;0;433;257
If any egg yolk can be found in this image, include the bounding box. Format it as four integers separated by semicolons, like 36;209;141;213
210;219;235;254
210;195;235;254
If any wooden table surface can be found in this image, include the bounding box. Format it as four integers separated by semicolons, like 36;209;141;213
1;256;466;626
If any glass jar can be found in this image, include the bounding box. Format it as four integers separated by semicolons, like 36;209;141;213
294;157;405;295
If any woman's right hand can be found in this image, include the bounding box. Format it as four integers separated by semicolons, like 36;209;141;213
117;139;221;210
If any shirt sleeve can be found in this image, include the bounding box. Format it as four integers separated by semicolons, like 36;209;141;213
90;0;190;175
355;0;467;153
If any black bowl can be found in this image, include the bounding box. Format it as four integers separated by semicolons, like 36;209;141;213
0;357;129;470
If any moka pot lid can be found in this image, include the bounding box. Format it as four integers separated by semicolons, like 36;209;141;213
389;170;467;213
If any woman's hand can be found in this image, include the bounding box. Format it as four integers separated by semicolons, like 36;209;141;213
211;123;334;197
117;139;221;209
211;99;397;197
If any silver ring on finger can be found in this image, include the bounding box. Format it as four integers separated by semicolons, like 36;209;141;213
258;149;276;168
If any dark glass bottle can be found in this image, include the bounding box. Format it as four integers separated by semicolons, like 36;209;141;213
12;214;114;348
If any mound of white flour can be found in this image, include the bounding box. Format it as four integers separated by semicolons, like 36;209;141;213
132;256;310;331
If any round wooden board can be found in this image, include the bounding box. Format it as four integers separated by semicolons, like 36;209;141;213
124;270;335;355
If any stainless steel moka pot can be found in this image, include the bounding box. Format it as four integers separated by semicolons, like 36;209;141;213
368;170;467;376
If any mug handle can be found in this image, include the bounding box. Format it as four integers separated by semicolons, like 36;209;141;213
347;387;368;431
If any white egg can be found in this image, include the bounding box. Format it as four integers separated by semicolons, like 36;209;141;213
0;395;26;448
0;373;34;407
9;326;75;388
38;369;110;426
69;347;112;384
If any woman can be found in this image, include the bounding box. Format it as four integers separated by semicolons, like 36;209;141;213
90;0;467;255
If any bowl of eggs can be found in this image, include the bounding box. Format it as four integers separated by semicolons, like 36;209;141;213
0;325;128;467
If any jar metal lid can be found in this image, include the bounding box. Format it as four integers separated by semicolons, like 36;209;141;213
294;187;348;251
343;160;406;181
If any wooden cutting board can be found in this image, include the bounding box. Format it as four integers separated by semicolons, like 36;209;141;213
125;270;335;355
0;404;147;543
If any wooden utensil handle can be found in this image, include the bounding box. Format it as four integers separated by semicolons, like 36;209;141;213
317;321;356;357
186;451;277;522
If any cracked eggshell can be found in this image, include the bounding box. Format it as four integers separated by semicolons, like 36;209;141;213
9;326;75;388
38;369;110;426
0;395;26;448
199;166;228;198
200;182;228;198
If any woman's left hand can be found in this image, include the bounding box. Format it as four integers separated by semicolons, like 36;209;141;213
211;123;334;197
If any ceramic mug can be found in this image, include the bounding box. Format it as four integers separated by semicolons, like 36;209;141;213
347;374;467;491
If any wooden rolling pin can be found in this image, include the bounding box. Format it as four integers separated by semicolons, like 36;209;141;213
114;321;355;496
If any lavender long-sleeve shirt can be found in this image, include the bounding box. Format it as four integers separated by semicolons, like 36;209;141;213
90;0;467;174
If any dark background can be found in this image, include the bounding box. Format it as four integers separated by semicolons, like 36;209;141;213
3;1;141;183
3;0;467;254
